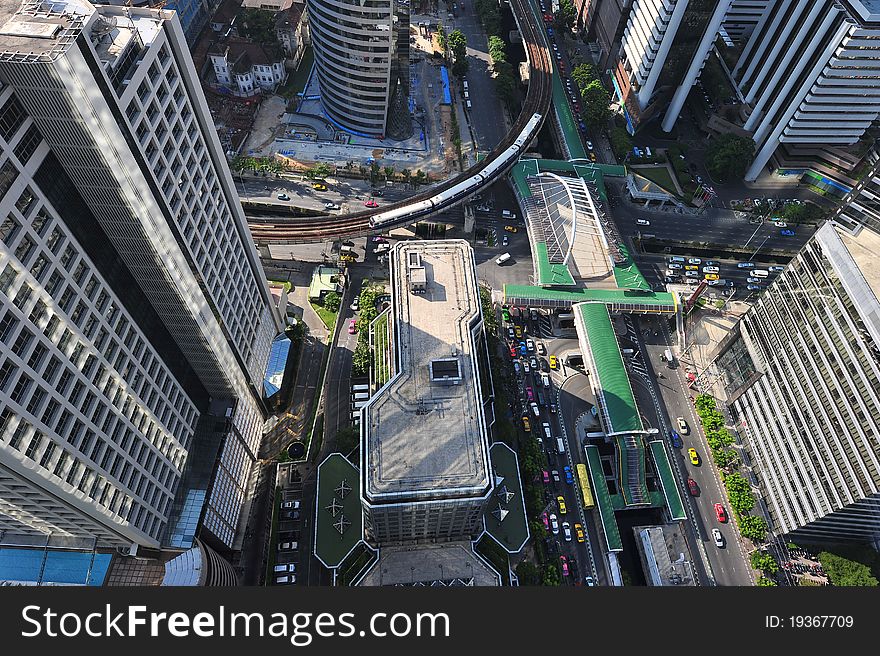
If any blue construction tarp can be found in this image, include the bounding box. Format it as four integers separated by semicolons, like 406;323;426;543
440;66;452;104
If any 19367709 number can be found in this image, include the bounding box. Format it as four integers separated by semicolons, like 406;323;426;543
789;616;854;628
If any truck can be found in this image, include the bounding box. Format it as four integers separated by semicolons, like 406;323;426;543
556;437;566;454
663;349;675;367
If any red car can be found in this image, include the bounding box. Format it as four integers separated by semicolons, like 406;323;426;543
364;200;379;208
509;344;518;358
543;13;553;22
348;319;357;335
714;503;727;523
542;470;550;484
559;555;569;577
687;478;699;496
541;511;549;531
526;386;534;401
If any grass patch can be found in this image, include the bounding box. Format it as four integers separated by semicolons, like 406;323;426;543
475;536;511;585
338;544;377;586
373;311;391;388
277;46;314;100
310;301;338;331
268;279;292;293
632;165;678;194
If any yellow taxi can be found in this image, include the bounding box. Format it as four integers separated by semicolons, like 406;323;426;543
704;273;720;281
522;415;531;432
688;448;701;466
312;183;328;191
514;325;523;338
684;265;699;271
574;523;585;543
556;495;567;514
549;355;558;370
504;225;518;233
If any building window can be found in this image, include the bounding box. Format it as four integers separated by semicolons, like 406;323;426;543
0;214;20;245
0;95;26;142
0;158;18;200
14;124;42;163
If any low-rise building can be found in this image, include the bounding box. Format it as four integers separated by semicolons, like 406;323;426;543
210;37;287;96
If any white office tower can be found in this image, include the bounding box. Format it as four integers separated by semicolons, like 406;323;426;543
733;0;880;181
0;1;280;552
616;0;733;129
714;222;880;544
721;0;770;41
360;241;493;543
308;0;410;138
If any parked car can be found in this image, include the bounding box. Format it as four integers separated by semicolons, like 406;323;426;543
688;257;702;265
312;183;327;191
501;235;509;247
522;360;530;374
278;541;298;551
542;470;550;484
541;511;550;530
282;510;300;520
281;500;300;510
563;465;573;484
277;193;290;201
508;344;517;358
549;512;559;534
526;386;534;401
351;297;359;312
364;200;379;208
522;415;531;431
504;225;518;233
773;221;787;228
551;469;560;483
324;202;340;210
559;555;569;576
562;521;572;541
526;338;535;352
585;140;594;151
348;319;357;334
636;218;651;226
687;478;699;496
556;495;567;514
513;361;521;375
536;342;546;355
781;229;795;237
574;523;585;543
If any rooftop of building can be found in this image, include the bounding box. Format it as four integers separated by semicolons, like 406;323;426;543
480;443;530;553
275;1;304;30
212;0;241;25
362;240;491;503
835;221;880;302
634;524;697;586
356;542;500;586
210;35;283;69
314;453;364;569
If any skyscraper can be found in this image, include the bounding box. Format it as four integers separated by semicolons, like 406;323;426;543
713;221;880;544
308;0;410;138
0;0;280;552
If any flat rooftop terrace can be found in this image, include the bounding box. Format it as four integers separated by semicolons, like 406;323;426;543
357;542;500;586
363;240;491;503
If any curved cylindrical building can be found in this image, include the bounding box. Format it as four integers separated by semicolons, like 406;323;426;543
308;0;409;138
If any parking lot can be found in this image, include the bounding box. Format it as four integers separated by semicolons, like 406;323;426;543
272;466;304;585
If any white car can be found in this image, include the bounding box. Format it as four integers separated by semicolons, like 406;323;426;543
324;202;340;210
586;141;594;151
636;218;650;226
688;257;701;265
562;521;572;542
712;528;725;548
549;513;559;534
703;265;720;273
522;361;530;374
773;221;787;227
685;270;699;278
277;193;290;201
281;500;300;510
526;338;535;352
668;263;683;270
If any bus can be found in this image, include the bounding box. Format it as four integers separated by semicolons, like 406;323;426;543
575;463;595;509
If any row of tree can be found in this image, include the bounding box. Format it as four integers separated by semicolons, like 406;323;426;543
569;63;612;129
351;283;386;376
485;36;518;111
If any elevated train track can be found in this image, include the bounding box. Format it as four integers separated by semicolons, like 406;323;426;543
247;0;552;243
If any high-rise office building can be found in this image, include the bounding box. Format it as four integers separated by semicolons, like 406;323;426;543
721;0;769;41
360;241;493;543
713;221;880;544
308;0;410;138
0;0;280;552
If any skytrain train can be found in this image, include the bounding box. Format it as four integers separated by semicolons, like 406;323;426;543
369;112;544;228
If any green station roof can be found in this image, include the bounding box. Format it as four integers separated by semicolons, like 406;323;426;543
649;440;687;521
534;241;577;286
314;454;363;569
585;445;623;552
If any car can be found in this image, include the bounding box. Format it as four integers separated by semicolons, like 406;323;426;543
712;528;725;548
371;236;387;243
519;343;528;356
507;326;515;340
536;342;546;355
584;576;595;586
530;402;541;418
501;307;510;322
559;555;569;576
282;510;300;520
549;512;559;534
540;361;550;376
684;265;699;271
364;200;379;208
541;511;550;530
781;229;795;236
504;225;518;233
556;495;567;514
551;469;560;483
636;218;650;226
695;175;703;184
508;343;517;358
277;193;290;201
324;202;340;210
526;386;534;401
773;221;787;227
574;523;585;543
688;448;700;466
347;319;357;334
543;12;553;22
589;152;597;162
562;521;572;542
278;541;298;551
737;262;755;269
512;361;521;375
275;575;297;584
586;140;594;151
677;417;689;433
688;257;702;265
703;265;720;273
748;284;763;291
542;470;550;484
687;477;699;496
526;338;535;352
704;273;719;281
769;265;785;272
522;415;531;431
704;260;718;266
746;277;761;284
530;356;539;370
501;235;509;247
549;402;557;414
549;355;558;369
670;430;683;448
668;263;683;270
312;183;327;191
514;325;523;338
547;27;553;36
370;189;384;197
685;270;699;278
522;360;530;374
563;465;573;484
714;503;728;523
273;562;296;573
281;500;300;510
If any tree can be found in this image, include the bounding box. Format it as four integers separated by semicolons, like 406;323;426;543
352;340;371;376
751;551;780;575
479;286;498;336
724;472;756;514
610;126;633;160
705;134;755;182
401;168;412;188
756;576;778;587
554;0;576;30
580;80;611;127
542;562;561;586
447;29;469;76
493;60;518;110
818;552;879;587
414;169;427;185
436;23;447;52
335;425;359;454
782;201;825;225
488;36;507;66
571;62;597;93
383;166;395;182
738;514;768;542
712;448;738;469
515;560;542;586
238;9;281;47
322;291;340;312
474;0;503;37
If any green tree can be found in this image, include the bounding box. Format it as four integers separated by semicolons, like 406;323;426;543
515;560;542;586
401;168;412;188
383;166;395;181
542;562;561;586
493;60;518;110
571;62;597;93
818;552;879;587
238;9;281;47
609;126;633;160
781;202;825;225
447;29;469;76
474;0;503;37
724;472;756;514
335;425;359;454
756;576;778;587
352;340;371;376
554;0;576;30
580;79;611;127
488;36;507;65
712;448;738;469
705;134;755;182
322;291;340;312
436;23;447;52
414;169;427;185
479;286;498;336
738;514;768;542
750;551;780;575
